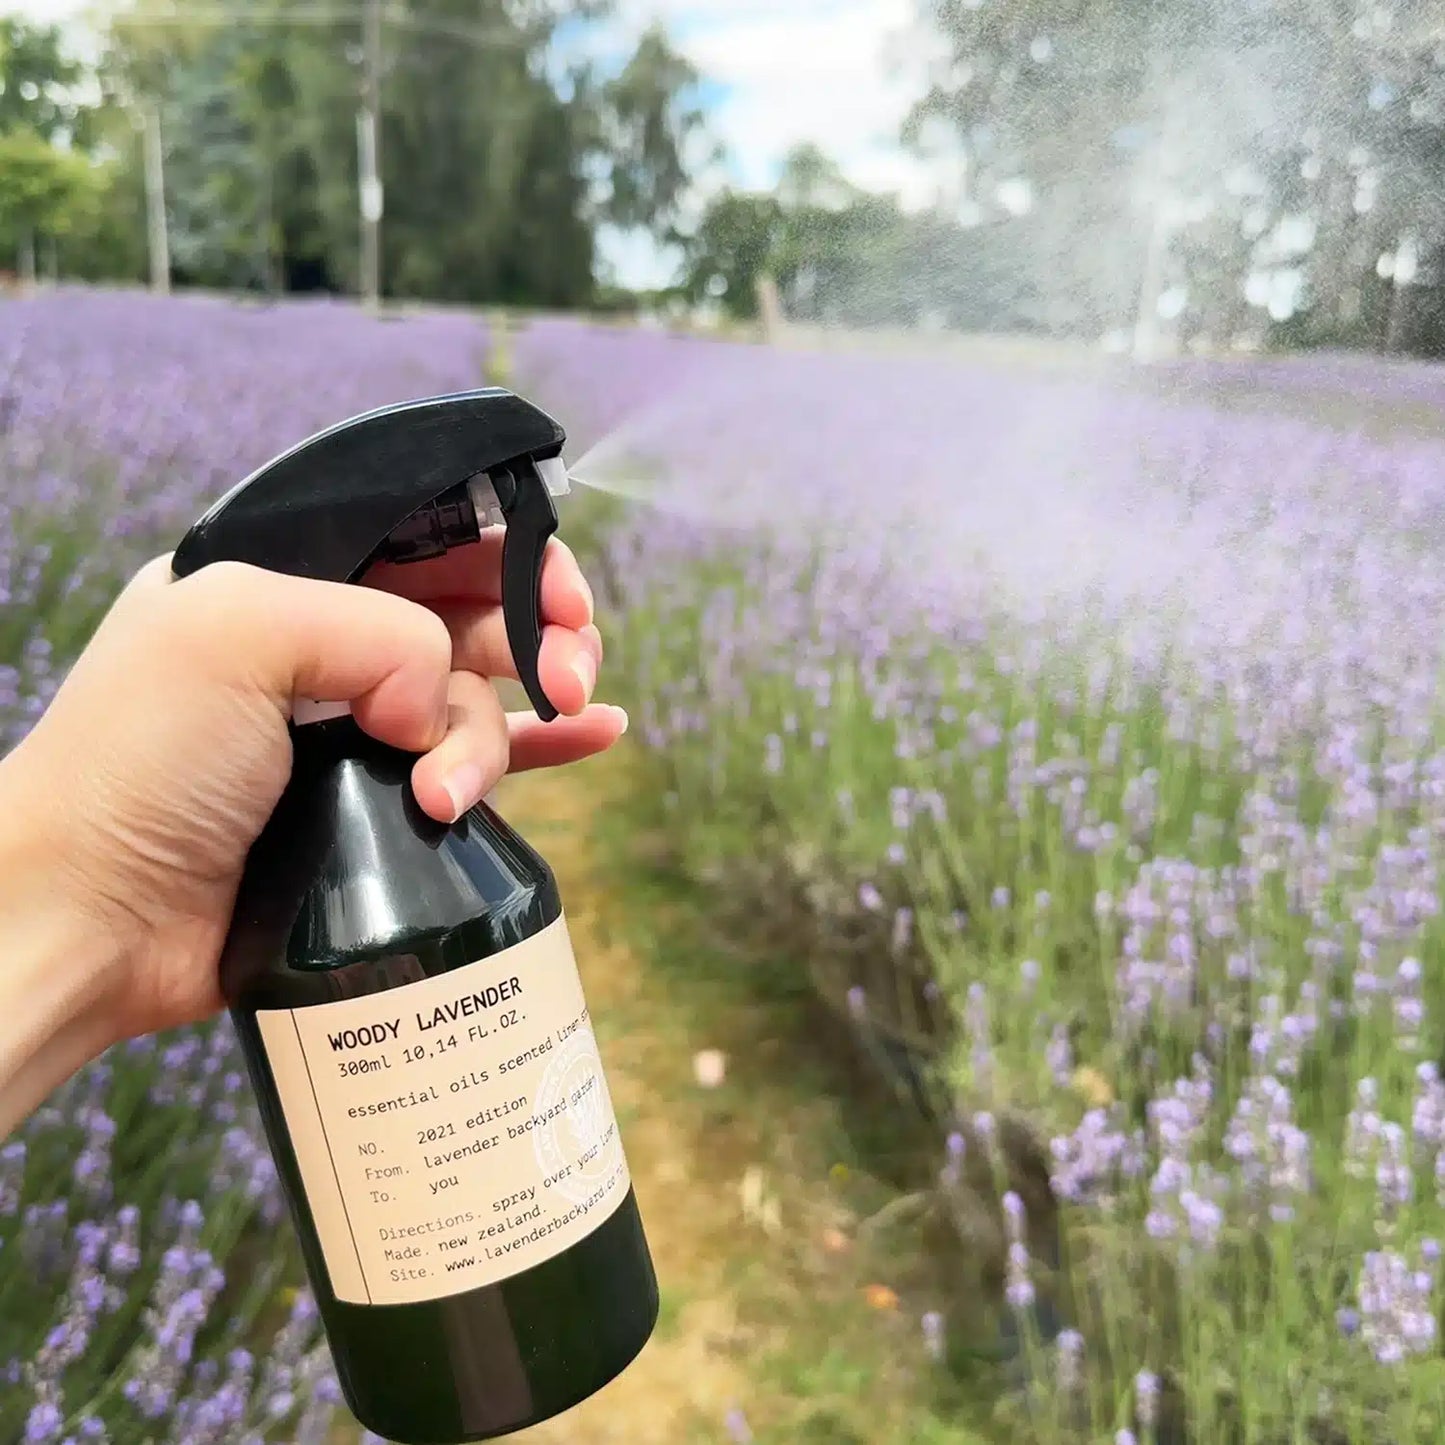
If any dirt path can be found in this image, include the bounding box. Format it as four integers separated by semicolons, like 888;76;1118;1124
496;749;755;1443
489;745;942;1445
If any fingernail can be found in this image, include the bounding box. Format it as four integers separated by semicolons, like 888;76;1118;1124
442;763;485;822
572;650;597;702
578;574;596;624
610;705;630;735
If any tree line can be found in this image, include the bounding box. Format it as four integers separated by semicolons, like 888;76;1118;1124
0;0;704;309
9;0;1445;357
681;0;1445;358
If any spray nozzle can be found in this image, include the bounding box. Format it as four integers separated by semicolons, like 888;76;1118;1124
172;388;570;724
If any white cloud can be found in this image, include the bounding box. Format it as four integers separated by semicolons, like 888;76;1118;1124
620;0;938;204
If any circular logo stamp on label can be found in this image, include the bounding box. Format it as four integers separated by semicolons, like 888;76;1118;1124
532;1025;620;1206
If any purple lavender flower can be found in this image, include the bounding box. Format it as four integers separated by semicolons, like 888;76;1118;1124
921;1310;945;1361
292;1350;344;1445
0;1140;25;1215
1046;1023;1072;1086
762;733;783;775
256;1289;324;1419
1005;1240;1035;1310
724;1405;754;1443
1056;1327;1083;1390
1345;1078;1383;1180
1356;1247;1438;1363
1002;1190;1025;1240
1223;1074;1310;1223
1375;1122;1412;1223
966;983;992;1087
123;1215;227;1419
1393;956;1424;1050
940;1130;966;1187
1136;1370;1160;1429
23;1397;64;1445
1051;1108;1146;1203
891;907;913;956
169;1348;254;1444
1413;1063;1445;1158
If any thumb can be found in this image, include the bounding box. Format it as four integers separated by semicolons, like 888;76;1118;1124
166;561;454;753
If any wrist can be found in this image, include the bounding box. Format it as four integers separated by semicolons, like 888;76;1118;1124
0;747;129;1136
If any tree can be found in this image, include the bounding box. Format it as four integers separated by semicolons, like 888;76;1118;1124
595;23;709;246
87;0;714;306
0;18;87;143
906;0;1445;355
679;190;784;318
678;139;1035;332
0;126;100;276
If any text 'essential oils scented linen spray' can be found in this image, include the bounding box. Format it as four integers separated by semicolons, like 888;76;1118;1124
170;390;658;1442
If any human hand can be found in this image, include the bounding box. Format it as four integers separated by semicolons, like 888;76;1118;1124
0;535;623;1126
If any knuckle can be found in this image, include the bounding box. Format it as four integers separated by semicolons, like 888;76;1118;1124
457;677;509;773
480;715;511;778
164;561;254;639
414;607;454;675
177;560;260;612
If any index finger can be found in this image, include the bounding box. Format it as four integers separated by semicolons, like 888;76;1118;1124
362;530;594;630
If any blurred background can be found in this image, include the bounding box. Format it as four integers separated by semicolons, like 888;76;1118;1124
11;2;1445;1443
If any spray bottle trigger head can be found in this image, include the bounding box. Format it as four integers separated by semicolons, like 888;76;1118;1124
491;458;561;724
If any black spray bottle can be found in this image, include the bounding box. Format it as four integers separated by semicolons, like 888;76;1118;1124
170;389;658;1443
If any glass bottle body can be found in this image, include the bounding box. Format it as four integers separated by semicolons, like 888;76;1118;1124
223;720;657;1443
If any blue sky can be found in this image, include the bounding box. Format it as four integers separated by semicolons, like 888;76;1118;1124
597;0;942;285
15;0;944;288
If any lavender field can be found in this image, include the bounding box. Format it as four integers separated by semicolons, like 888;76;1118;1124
513;317;1445;1441
6;288;1445;1443
0;289;489;1444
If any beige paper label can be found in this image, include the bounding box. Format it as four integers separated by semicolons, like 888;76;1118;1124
255;914;630;1305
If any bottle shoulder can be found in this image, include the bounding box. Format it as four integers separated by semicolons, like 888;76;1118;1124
221;723;561;1008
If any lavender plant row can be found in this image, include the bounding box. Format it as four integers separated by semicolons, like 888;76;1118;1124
0;288;488;1443
515;315;1445;1441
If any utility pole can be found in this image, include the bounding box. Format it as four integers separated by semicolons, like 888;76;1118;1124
1132;199;1172;362
142;103;171;294
358;0;384;310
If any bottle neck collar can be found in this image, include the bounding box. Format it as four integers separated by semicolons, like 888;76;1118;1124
293;699;352;726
